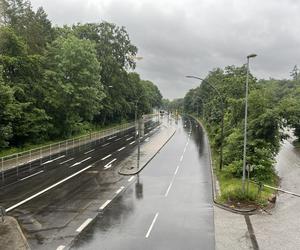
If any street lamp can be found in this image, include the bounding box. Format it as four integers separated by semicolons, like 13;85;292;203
242;53;257;192
186;75;224;170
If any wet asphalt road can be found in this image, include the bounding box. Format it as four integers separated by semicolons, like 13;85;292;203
71;116;215;250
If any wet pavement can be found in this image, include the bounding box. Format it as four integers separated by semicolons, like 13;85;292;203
71;116;215;250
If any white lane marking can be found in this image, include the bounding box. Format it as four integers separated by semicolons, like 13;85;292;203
114;138;121;142
99;200;111;210
174;165;180;175
180;155;183;162
104;158;117;169
126;136;133;141
60;158;74;165
76;218;93;233
145;133;149;136
43;155;65;165
115;186;125;194
145;213;159;238
6;164;94;212
84;149;95;154
129;141;135;145
128;176;134;182
70;157;91;168
102;142;110;147
109;135;117;140
56;245;65;250
117;146;126;152
20;170;44;181
165;176;175;197
101;154;111;160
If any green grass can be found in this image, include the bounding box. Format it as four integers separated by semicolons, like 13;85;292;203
293;139;300;148
0;120;132;158
191;113;276;207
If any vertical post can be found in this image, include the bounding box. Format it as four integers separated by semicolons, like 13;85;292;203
242;57;250;193
16;153;19;176
137;118;141;171
1;158;4;182
65;140;67;156
40;148;42;165
73;138;75;153
29;150;32;171
50;144;52;159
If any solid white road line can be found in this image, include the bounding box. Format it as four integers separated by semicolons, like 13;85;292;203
84;149;95;154
99;200;111;210
145;213;159;238
115;186;125;194
102;142;110;147
76;218;93;233
104;158;117;169
59;158;74;165
128;176;134;182
70;157;91;168
56;245;65;250
6;164;94;212
117;146;126;152
43;155;65;165
101;154;112;160
129;141;135;145
20;170;44;181
126;136;133;141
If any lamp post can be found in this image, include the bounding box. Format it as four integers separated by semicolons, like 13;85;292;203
242;54;257;192
186;75;224;170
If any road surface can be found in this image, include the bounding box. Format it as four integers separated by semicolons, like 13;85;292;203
71;116;215;250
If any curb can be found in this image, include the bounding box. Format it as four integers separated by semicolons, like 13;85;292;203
189;115;258;215
118;129;176;176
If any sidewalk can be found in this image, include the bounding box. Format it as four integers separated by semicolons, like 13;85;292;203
119;124;176;175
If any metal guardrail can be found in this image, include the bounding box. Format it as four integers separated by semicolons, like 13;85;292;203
0;114;158;182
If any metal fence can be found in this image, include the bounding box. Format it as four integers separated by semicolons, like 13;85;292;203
0;114;158;180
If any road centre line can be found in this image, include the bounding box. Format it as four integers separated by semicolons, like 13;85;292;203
84;149;95;154
115;186;125;194
43;155;65;165
180;155;184;162
59;158;74;165
101;154;112;160
117;146;126;152
70;157;91;168
165;176;175;197
174;165;180;175
76;218;93;233
6;164;94;212
20;170;44;181
114;138;121;142
128;176;134;182
56;245;65;250
126;136;133;141
145;212;159;238
104;158;117;169
99;200;111;210
102;142;110;147
109;135;117;140
129;141;135;145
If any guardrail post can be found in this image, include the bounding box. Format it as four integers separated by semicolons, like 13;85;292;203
29;150;32;171
1;158;4;182
16;154;19;176
58;142;61;155
40;148;42;165
50;144;52;159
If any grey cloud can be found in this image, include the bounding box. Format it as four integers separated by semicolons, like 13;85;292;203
31;0;300;98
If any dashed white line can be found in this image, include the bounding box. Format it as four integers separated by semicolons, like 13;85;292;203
126;136;133;141
129;141;135;145
99;200;111;210
114;138;121;142
59;158;74;165
56;245;65;250
117;146;126;152
145;213;159;238
109;135;117;140
76;218;93;233
174;165;180;175
180;155;184;162
128;176;134;182
102;142;110;147
115;186;125;194
43;155;65;165
104;158;117;169
101;154;112;160
70;157;91;168
165;177;175;197
6;164;94;212
20;170;44;181
84;149;95;154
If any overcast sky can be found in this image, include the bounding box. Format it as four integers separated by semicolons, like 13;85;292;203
31;0;300;99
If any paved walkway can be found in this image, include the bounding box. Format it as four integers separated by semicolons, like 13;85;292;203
215;134;300;250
